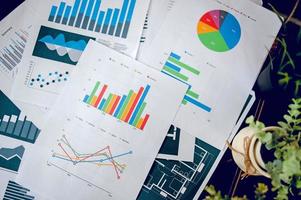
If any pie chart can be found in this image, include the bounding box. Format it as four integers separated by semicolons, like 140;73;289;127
197;10;241;52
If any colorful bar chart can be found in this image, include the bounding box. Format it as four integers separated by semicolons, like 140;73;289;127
0;90;40;144
83;82;151;130
161;52;212;112
48;0;136;39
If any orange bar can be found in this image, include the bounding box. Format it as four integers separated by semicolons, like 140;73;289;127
105;95;117;113
140;114;150;130
109;96;121;115
136;118;144;129
121;93;137;121
91;96;98;106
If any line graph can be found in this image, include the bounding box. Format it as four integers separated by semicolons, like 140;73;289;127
32;26;95;65
51;135;132;179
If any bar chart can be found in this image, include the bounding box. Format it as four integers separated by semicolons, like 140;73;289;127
3;181;35;200
48;0;136;39
0;29;28;74
161;52;211;112
0;90;40;144
83;82;150;130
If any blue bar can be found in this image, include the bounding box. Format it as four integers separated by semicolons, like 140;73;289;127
129;85;150;125
83;95;89;103
75;0;88;27
48;6;57;22
20;121;31;139
88;0;101;31
121;0;136;38
165;62;181;72
183;95;212;112
108;9;120;35
114;95;127;117
28;125;37;141
0;121;8;132
62;6;72;25
114;0;129;36
13;119;23;137
55;2;66;23
98;99;106;110
95;11;105;32
68;0;81;26
101;9;113;34
125;0;136;22
81;0;95;29
161;70;191;89
170;52;181;60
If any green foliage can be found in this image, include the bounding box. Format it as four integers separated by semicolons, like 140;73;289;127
246;98;301;200
204;184;268;200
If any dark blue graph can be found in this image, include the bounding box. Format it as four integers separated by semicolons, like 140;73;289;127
48;0;136;39
3;181;35;200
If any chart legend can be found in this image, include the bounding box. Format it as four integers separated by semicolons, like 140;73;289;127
83;82;151;130
197;10;241;52
162;52;211;112
48;0;136;39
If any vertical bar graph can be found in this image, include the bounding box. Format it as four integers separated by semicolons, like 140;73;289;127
161;52;212;112
83;82;151;130
0;90;40;143
48;0;136;39
55;2;66;23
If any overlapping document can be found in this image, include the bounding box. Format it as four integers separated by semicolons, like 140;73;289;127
0;0;282;199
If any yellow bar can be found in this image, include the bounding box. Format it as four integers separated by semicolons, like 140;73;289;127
105;95;117;113
137;118;144;129
91;96;98;105
121;93;137;121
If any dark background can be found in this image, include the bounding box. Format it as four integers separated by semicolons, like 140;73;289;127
1;0;300;199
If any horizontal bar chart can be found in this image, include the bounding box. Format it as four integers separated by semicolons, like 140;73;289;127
3;181;35;200
83;81;151;130
161;52;212;112
48;0;136;39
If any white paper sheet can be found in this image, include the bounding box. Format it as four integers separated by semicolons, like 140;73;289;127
16;41;188;200
0;1;36;95
11;0;149;108
138;0;281;149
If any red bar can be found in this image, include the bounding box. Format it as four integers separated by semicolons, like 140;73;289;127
124;87;144;122
109;96;121;115
140;114;150;130
94;84;108;107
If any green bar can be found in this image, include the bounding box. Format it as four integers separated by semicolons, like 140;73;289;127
163;66;189;82
88;81;100;104
187;89;199;99
182;99;188;105
117;90;134;119
168;57;200;75
102;94;113;112
133;102;146;126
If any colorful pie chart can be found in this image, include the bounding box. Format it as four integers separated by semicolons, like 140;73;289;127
197;10;241;52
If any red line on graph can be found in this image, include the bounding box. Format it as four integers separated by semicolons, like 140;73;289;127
124;87;144;122
109;96;121;115
78;146;109;162
140;114;150;130
107;146;120;179
94;84;108;107
58;143;74;162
